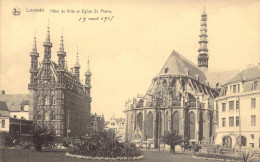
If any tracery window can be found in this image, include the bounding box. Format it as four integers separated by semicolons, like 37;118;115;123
147;112;153;139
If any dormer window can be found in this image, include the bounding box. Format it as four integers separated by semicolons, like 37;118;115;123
252;80;258;90
20;105;24;111
165;67;168;73
233;85;236;93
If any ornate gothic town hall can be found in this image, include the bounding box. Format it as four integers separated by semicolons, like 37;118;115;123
125;8;220;147
28;24;92;137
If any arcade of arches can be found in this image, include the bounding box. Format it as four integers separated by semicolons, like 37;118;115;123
127;108;214;146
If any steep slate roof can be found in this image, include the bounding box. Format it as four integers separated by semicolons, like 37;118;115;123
0;94;30;111
0;101;9;111
206;70;240;87
158;49;207;82
225;66;260;85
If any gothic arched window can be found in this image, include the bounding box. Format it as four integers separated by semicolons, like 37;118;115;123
172;111;179;133
189;112;195;139
165;111;169;132
137;112;143;131
147;112;153;139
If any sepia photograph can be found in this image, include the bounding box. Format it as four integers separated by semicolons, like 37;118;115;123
0;0;260;161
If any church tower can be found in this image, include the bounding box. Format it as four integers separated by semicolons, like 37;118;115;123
74;48;80;79
29;32;39;87
198;7;209;72
84;56;92;98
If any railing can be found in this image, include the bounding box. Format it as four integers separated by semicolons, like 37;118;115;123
146;102;154;107
136;103;143;108
172;101;181;106
188;102;197;108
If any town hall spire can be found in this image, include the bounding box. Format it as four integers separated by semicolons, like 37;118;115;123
43;20;53;59
197;6;209;72
29;30;39;87
57;29;66;69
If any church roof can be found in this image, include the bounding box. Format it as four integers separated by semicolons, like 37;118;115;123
0;94;30;111
225;66;260;85
158;49;207;82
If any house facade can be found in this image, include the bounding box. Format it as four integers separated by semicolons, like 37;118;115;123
215;65;260;149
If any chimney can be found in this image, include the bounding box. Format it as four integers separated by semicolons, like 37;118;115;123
216;83;219;88
1;90;5;94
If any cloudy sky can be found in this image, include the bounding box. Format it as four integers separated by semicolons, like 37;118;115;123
0;0;260;120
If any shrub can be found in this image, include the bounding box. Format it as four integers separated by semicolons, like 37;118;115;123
4;131;21;147
194;153;241;161
32;126;55;151
69;130;142;158
162;131;183;154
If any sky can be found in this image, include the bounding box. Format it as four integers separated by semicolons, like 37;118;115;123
0;0;260;120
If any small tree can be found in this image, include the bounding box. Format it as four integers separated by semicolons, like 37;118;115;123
32;126;55;151
162;131;183;154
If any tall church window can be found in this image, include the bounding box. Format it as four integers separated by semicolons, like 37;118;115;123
137;113;143;131
165;112;168;132
147;112;153;139
172;111;179;133
189;112;195;139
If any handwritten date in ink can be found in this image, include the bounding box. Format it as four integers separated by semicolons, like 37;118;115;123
79;16;114;22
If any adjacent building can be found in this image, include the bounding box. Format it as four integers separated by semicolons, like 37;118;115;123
106;115;126;142
0;101;10;132
90;113;105;133
215;65;260;149
27;24;92;137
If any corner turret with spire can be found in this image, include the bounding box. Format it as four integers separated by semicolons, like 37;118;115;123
29;30;39;88
57;29;66;70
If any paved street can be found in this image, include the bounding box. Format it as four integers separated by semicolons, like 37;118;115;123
0;149;217;162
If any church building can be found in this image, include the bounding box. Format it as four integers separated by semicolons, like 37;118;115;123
124;8;220;147
28;23;92;137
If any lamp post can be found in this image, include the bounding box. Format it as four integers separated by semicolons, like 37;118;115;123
158;110;160;151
